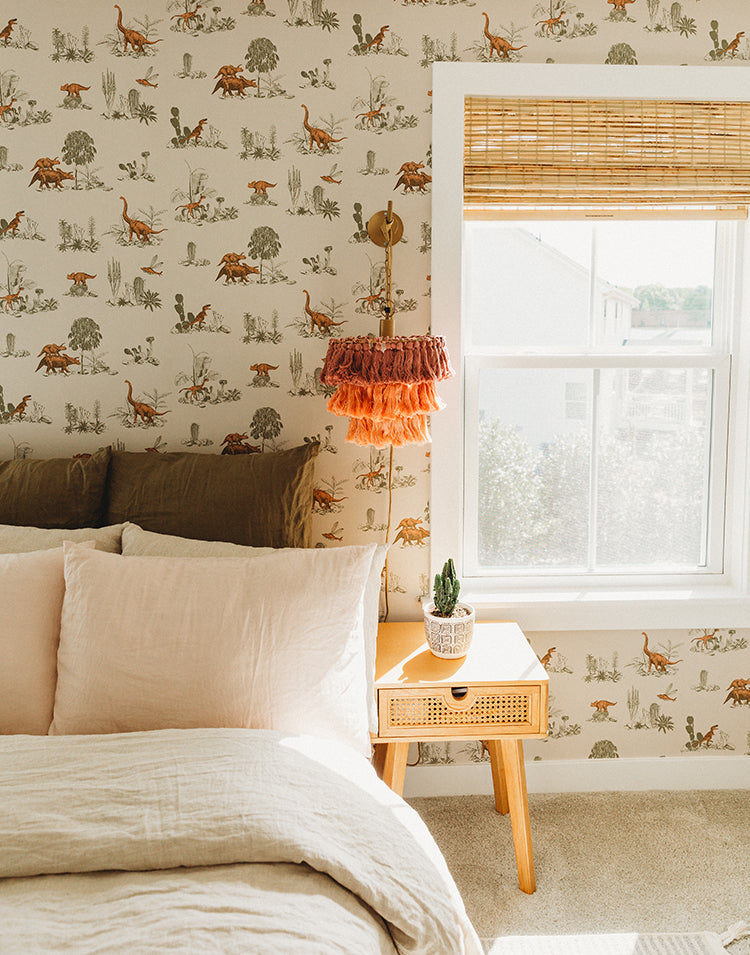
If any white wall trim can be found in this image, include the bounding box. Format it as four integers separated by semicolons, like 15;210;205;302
403;756;750;797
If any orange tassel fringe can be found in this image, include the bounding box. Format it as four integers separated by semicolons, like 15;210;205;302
346;415;431;449
322;334;453;447
327;381;444;420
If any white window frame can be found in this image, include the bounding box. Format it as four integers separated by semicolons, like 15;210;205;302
430;64;750;631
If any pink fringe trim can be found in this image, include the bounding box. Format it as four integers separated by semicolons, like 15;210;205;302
345;415;432;448
327;381;444;420
321;335;455;386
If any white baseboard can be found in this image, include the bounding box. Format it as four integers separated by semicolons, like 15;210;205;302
402;755;750;797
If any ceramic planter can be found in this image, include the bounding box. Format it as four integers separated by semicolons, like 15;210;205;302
423;602;475;659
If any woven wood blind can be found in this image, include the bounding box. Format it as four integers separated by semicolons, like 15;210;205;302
464;96;750;211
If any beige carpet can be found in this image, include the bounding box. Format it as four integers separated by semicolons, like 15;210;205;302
407;790;750;944
480;933;728;954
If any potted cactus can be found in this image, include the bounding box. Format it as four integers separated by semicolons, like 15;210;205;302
423;558;475;659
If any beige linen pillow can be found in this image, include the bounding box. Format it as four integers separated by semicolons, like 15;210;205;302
51;542;377;756
120;522;387;734
0;543;94;735
0;524;125;554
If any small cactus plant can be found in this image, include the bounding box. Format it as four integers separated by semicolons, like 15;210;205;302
433;558;461;617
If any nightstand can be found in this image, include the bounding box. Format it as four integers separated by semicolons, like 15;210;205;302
372;620;548;894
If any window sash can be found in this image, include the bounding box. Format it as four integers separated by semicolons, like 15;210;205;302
462;353;731;579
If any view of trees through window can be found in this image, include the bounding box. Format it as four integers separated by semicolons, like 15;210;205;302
465;220;721;575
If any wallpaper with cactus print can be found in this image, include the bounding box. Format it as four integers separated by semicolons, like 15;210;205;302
1;1;748;766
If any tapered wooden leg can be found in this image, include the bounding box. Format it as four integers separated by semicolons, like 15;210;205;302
486;740;509;815
498;739;535;894
372;743;387;780
381;742;409;796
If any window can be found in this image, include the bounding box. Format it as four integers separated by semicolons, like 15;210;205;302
431;65;750;630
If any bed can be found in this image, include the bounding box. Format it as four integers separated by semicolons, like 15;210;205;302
0;445;482;954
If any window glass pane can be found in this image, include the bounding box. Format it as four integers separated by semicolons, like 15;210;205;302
597;221;715;348
475;368;591;570
465;222;592;349
595;367;712;570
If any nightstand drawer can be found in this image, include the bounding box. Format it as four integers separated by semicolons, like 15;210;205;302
377;683;545;739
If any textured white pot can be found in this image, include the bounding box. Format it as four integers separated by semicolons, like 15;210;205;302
423;603;475;659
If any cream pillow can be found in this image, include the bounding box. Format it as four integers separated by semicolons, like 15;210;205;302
0;543;93;735
121;522;387;734
51;542;377;756
0;523;125;554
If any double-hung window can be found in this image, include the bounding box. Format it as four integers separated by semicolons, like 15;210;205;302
431;65;750;630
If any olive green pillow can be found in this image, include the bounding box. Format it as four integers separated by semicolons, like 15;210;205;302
0;448;112;529
104;444;319;547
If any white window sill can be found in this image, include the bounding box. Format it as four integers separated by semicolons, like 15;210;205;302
457;586;750;632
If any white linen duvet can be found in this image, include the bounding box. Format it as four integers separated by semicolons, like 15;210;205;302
0;728;483;955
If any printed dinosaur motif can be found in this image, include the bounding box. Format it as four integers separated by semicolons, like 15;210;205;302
724;686;750;706
357;289;384;311
180;377;209;401
720;31;744;57
249;362;279;378
136;76;158;88
394;170;431;193
213;74;256;97
481;12;527;59
36;352;81;375
397;161;424;175
171;4;202;29
221;432;261;454
301;104;345;151
0;98;17;122
67;271;96;287
247;180;276;195
607;0;635;10
60;83;90;99
590;700;616;714
0;287;23;311
30;157;60;171
6;395;31;420
181;118;207;144
642;632;682;673
657;693;677;702
0;211;24;236
538;647;556;669
214;64;244;78
30;167;74;190
691;629;719;650
186;303;211;328
303;289;345;335
699;724;719;747
365;25;389;51
356;103;386;128
176;195;205;218
357;464;384;487
216;253;258;283
114;5;164;54
312;488;347;511
121;196;166;242
124;379;170;424
393;517;430;545
38;343;67;357
536;10;566;33
0;18;16;45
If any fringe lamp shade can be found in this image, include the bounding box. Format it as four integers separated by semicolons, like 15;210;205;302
321;334;454;448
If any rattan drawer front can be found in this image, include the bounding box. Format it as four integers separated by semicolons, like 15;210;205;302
378;684;544;739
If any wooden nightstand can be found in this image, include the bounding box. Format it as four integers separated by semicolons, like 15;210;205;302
372;620;548;894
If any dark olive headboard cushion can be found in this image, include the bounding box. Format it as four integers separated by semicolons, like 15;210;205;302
104;443;319;547
0;447;112;529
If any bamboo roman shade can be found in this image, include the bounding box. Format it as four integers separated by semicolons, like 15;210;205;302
464;96;750;211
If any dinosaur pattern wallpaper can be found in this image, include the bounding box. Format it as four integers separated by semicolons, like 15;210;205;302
0;0;748;766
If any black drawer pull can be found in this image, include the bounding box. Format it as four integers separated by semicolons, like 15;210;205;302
451;686;469;700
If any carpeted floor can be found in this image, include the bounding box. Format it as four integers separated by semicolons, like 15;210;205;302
407;790;750;946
